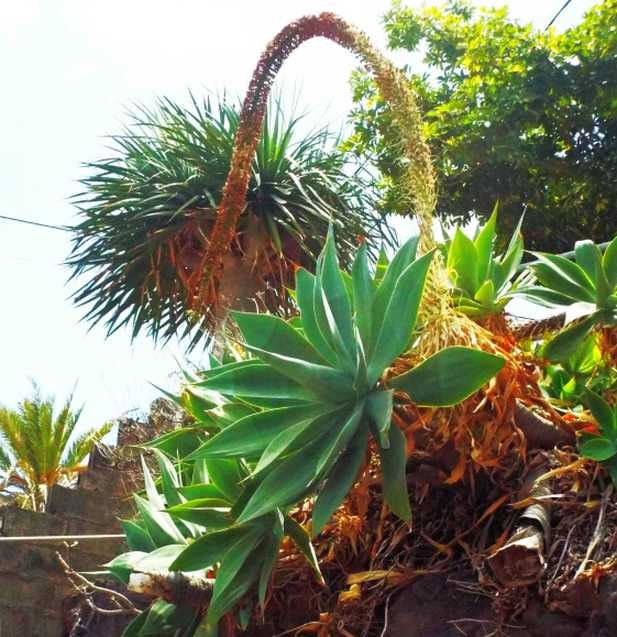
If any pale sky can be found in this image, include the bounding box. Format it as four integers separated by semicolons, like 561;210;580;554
0;0;597;439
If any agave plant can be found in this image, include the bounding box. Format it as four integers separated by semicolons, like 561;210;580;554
0;388;113;511
191;230;504;527
68;94;392;349
111;445;321;636
445;207;524;319
578;389;617;486
111;231;504;636
519;235;617;361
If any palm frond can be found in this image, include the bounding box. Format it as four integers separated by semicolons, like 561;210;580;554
61;421;115;471
68;93;395;350
0;443;12;473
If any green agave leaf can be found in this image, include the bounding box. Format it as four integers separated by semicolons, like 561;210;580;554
143;428;205;459
200;364;316;401
189;404;324;460
170;525;253;572
284;516;324;584
295;269;338;366
531;253;596;303
205;458;245;501
369;236;420;356
166;500;231;529
580;436;617;462
140;600;198;636
366;389;394;448
315;400;365;476
134;494;186;547
602;235;617;289
232;311;326;365
320;227;355;354
121;608;148;637
352;241;376;349
258;510;284;610
133;544;187;573
543;315;597;362
374;246;389;285
192;457;209;484
312;423;368;535
585;390;617;443
140;455;165;510
253;412;331;476
121;519;156;553
493;213;525;294
313;272;355;372
389;347;505;407
178;483;225;501
242;344;355;400
376;423;411;523
447;227;479;297
474;279;496;309
199;359;262;381
206;530;264;624
514;286;576;308
105;551;147;584
151;449;181;507
474;205;497;282
576;240;610;304
237;433;336;524
367;250;434;386
453;298;485;317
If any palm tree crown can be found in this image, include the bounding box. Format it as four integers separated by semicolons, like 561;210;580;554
0;388;113;511
68;94;393;350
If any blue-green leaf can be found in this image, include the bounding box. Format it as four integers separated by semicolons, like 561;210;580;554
474;205;497;282
232;312;326;365
543;314;597;362
585;389;617;443
352;242;376;349
312;423;368;535
580;437;617;462
189;404;324;459
389;347;504;407
602;235;617;289
366;390;394;448
376;424;411;523
295;269;338;365
367;251;433;385
447;228;479;296
200;364;316;401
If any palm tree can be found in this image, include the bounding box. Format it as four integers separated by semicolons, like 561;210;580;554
0;388;113;511
68;94;394;350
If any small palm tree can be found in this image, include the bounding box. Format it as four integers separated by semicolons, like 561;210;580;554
68;94;393;350
0;388;113;511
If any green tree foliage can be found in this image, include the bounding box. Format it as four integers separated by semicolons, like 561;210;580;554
0;388;113;511
345;0;617;251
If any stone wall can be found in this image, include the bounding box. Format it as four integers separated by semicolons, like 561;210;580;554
0;445;137;637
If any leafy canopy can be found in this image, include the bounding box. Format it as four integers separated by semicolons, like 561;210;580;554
345;0;617;251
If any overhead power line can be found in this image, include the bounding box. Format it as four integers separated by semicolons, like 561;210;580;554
0;213;70;232
545;0;576;30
